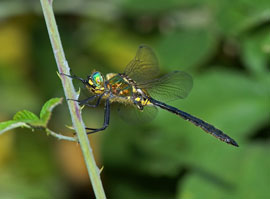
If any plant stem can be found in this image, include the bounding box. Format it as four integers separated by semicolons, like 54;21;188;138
40;0;106;198
45;128;78;142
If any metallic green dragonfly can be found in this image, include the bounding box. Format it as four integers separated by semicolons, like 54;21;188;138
61;45;238;147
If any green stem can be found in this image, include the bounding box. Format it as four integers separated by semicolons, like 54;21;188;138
40;0;106;198
45;128;78;142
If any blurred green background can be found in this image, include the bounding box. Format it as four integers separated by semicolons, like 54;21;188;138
0;0;269;198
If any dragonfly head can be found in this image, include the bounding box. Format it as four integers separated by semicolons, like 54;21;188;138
87;71;105;94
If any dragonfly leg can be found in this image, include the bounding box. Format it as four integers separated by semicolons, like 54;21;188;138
68;95;97;105
83;93;105;108
69;92;106;107
86;98;110;134
60;73;88;85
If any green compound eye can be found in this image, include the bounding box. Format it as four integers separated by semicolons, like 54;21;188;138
92;72;104;86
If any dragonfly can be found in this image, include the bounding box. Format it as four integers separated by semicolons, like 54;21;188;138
61;45;238;147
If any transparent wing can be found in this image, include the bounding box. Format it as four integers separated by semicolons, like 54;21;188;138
118;104;158;124
138;71;193;102
124;44;160;83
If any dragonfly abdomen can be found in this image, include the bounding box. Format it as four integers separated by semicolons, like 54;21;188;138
149;98;239;147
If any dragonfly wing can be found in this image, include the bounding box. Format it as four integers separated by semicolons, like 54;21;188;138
138;71;193;102
118;104;158;124
124;44;160;83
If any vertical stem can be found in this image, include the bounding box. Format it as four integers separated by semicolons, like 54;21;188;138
40;0;106;198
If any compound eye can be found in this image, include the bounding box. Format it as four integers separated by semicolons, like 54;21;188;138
92;72;104;86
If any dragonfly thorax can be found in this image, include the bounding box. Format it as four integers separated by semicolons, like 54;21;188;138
106;73;151;110
107;74;133;97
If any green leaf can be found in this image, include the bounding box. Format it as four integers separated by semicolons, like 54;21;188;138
178;144;270;199
216;0;270;36
0;98;63;135
0;120;31;135
13;110;39;122
39;98;63;126
13;110;44;127
241;28;270;76
156;29;217;70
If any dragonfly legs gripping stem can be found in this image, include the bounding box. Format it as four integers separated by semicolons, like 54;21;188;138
67;91;106;108
86;98;110;134
62;71;110;135
67;95;96;105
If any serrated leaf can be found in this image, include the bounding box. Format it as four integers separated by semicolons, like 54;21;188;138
13;110;39;122
0;120;31;135
0;98;63;135
13;110;44;127
39;98;63;126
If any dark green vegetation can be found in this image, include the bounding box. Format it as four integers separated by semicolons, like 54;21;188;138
0;0;269;198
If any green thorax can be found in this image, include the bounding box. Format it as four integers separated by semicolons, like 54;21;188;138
107;74;133;96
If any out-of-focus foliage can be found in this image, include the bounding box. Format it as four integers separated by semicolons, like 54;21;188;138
0;0;269;198
0;98;63;134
